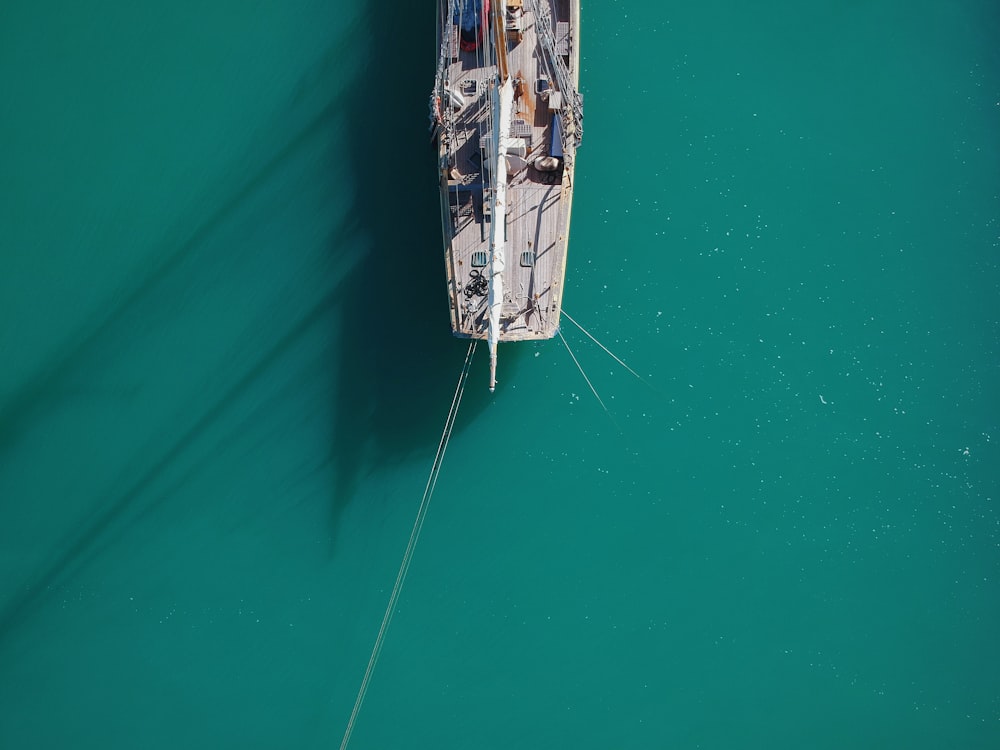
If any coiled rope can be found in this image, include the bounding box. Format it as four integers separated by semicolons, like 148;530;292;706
339;340;478;750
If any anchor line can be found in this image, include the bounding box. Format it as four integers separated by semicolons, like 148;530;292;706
561;309;651;387
558;329;620;433
339;340;477;750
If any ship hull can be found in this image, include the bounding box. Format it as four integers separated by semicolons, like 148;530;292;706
432;0;582;346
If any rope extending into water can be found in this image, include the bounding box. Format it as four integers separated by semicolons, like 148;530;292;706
339;340;477;750
561;309;648;385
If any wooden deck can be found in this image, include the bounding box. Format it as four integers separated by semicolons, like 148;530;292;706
436;0;580;342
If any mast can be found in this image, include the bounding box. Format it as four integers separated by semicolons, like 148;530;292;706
492;0;509;81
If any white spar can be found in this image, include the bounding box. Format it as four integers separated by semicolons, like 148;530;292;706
487;75;514;392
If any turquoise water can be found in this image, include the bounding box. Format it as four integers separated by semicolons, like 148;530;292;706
1;1;998;747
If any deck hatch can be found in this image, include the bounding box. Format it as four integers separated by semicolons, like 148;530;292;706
520;250;536;267
471;251;489;267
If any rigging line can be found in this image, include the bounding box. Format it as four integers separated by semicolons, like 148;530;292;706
560;310;652;388
558;329;620;432
339;340;477;750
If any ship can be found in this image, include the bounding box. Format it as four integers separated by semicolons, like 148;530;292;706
430;0;583;391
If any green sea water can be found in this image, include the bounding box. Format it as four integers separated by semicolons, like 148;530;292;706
1;1;998;747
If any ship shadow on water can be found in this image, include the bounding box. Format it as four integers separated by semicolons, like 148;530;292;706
325;0;507;524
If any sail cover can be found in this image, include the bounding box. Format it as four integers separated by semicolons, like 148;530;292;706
487;76;515;391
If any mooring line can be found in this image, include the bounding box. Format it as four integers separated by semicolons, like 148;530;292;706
558;329;621;432
561;309;652;387
339;340;477;750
